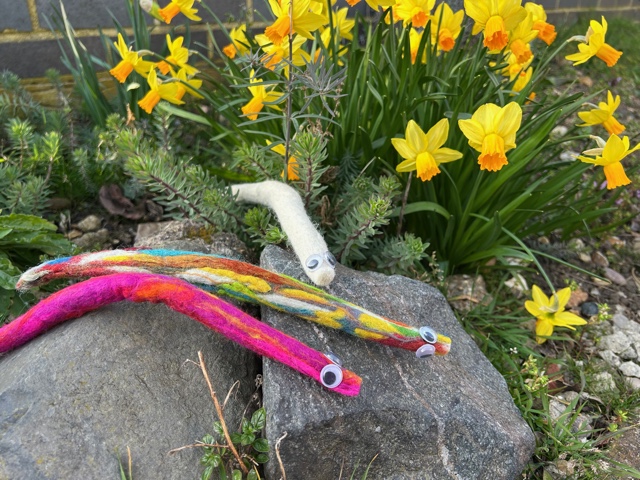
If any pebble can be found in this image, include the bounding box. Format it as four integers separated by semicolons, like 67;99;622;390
599;350;621;368
620;348;638;360
626;377;640;390
599;332;632;354
604;267;627;286
619;362;640;378
538;236;550;245
73;228;110;249
579;253;592;263
591;251;609;268
560;151;578;161
604;236;625;249
76;215;102;233
589;288;600;297
551;126;569;137
567;289;588;309
580;302;599;318
67;229;83;240
504;274;528;297
568;238;585;251
591;371;617;393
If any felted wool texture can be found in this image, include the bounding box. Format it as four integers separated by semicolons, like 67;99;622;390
18;250;452;355
1;273;362;396
231;181;335;286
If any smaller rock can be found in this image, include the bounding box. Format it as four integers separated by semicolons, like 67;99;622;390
580;302;599;318
73;228;110;249
619;361;640;378
76;214;102;233
551;125;568;137
599;350;621;368
590;372;617;393
560;151;578;161
567;289;588;309
505;274;528;297
567;238;585;251
537;236;550;245
445;274;491;313
591;251;609;268
612;313;632;331
589;288;600;297
604;236;625;249
620;348;638;361
549;394;591;438
626;378;640;390
604;268;627;286
634;239;640;254
600;332;632;354
578;253;591;264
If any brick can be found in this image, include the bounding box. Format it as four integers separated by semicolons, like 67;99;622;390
36;0;132;29
0;0;32;32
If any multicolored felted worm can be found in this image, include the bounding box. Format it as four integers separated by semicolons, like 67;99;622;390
18;249;451;357
1;273;362;396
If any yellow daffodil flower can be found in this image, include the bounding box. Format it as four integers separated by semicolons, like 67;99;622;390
392;119;463;181
395;0;435;28
458;102;522;172
255;34;310;75
430;2;464;52
241;71;283;120
566;16;622;67
525;285;587;344
109;33;154;83
578;91;625;135
409;28;426;64
137;68;185;114
223;24;250;59
346;0;396;12
524;2;556;45
264;0;325;45
502;51;534;78
174;67;203;99
507;12;538;64
464;0;527;52
320;7;355;42
157;35;198;77
268;141;300;181
511;66;533;95
158;0;201;24
577;134;639;189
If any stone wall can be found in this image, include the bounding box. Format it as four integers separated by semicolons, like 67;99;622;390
1;0;639;80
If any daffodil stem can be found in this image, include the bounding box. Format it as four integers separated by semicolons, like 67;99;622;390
283;1;295;182
397;171;412;236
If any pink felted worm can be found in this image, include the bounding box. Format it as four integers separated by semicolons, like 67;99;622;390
0;273;362;396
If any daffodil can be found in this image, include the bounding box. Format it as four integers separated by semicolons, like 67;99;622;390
511;66;533;96
346;0;396;12
109;33;154;83
256;34;310;74
501;50;534;78
464;0;527;52
174;67;203;99
157;35;198;77
137;68;185;114
395;0;435;28
409;28;427;64
222;24;250;59
507;12;538;64
320;7;354;42
264;0;325;46
241;70;283;120
525;285;586;344
524;2;556;45
458;102;522;172
578;91;625;135
158;0;201;24
576;134;639;189
430;2;464;52
268;141;300;181
392;119;463;181
566;16;622;67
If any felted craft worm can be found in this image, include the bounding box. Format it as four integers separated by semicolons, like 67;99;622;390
1;273;362;396
231;181;336;287
18;249;451;357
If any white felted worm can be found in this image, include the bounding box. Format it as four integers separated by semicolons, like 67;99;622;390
231;181;336;286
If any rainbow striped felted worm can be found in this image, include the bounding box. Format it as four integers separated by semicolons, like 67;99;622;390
1;273;361;396
18;249;451;358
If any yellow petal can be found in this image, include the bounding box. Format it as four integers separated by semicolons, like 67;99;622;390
531;285;549;309
495;102;522;139
554;311;587;327
554;287;572;311
433;148;463;164
396;158;417;173
535;317;554;343
458;118;485;150
405;120;427;153
392;138;416;161
426;118;449;151
603;162;631;189
525;299;545;318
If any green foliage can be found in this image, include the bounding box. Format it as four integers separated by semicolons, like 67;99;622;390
0;214;75;323
200;407;269;480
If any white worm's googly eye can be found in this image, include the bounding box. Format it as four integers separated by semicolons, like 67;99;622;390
416;344;436;358
306;254;323;271
325;351;342;367
320;364;343;389
325;252;337;268
419;326;437;344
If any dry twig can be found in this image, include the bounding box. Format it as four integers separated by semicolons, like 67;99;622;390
275;431;288;480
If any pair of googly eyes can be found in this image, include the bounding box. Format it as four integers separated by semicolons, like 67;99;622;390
320;351;343;389
415;326;438;358
306;252;337;271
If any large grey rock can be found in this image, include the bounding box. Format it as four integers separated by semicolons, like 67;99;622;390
260;246;535;480
0;238;259;479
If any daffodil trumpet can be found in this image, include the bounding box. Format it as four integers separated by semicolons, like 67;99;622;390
18;249;451;357
1;273;362;396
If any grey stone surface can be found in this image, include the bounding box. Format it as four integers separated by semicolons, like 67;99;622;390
0;1;32;32
599;331;632;355
260;246;535;480
0;238;260;479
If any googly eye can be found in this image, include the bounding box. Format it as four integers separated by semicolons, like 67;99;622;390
416;344;436;358
325;351;342;367
306;254;323;271
325;252;337;268
419;326;437;344
320;364;343;389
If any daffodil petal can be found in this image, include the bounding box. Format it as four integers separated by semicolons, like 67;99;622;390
426;118;449;150
525;300;545;317
554;311;587;327
433;148;463;163
396;158;417;173
458;119;485;149
391;138;416;161
554;287;572;311
531;285;549;309
536;317;554;343
406;120;427;153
